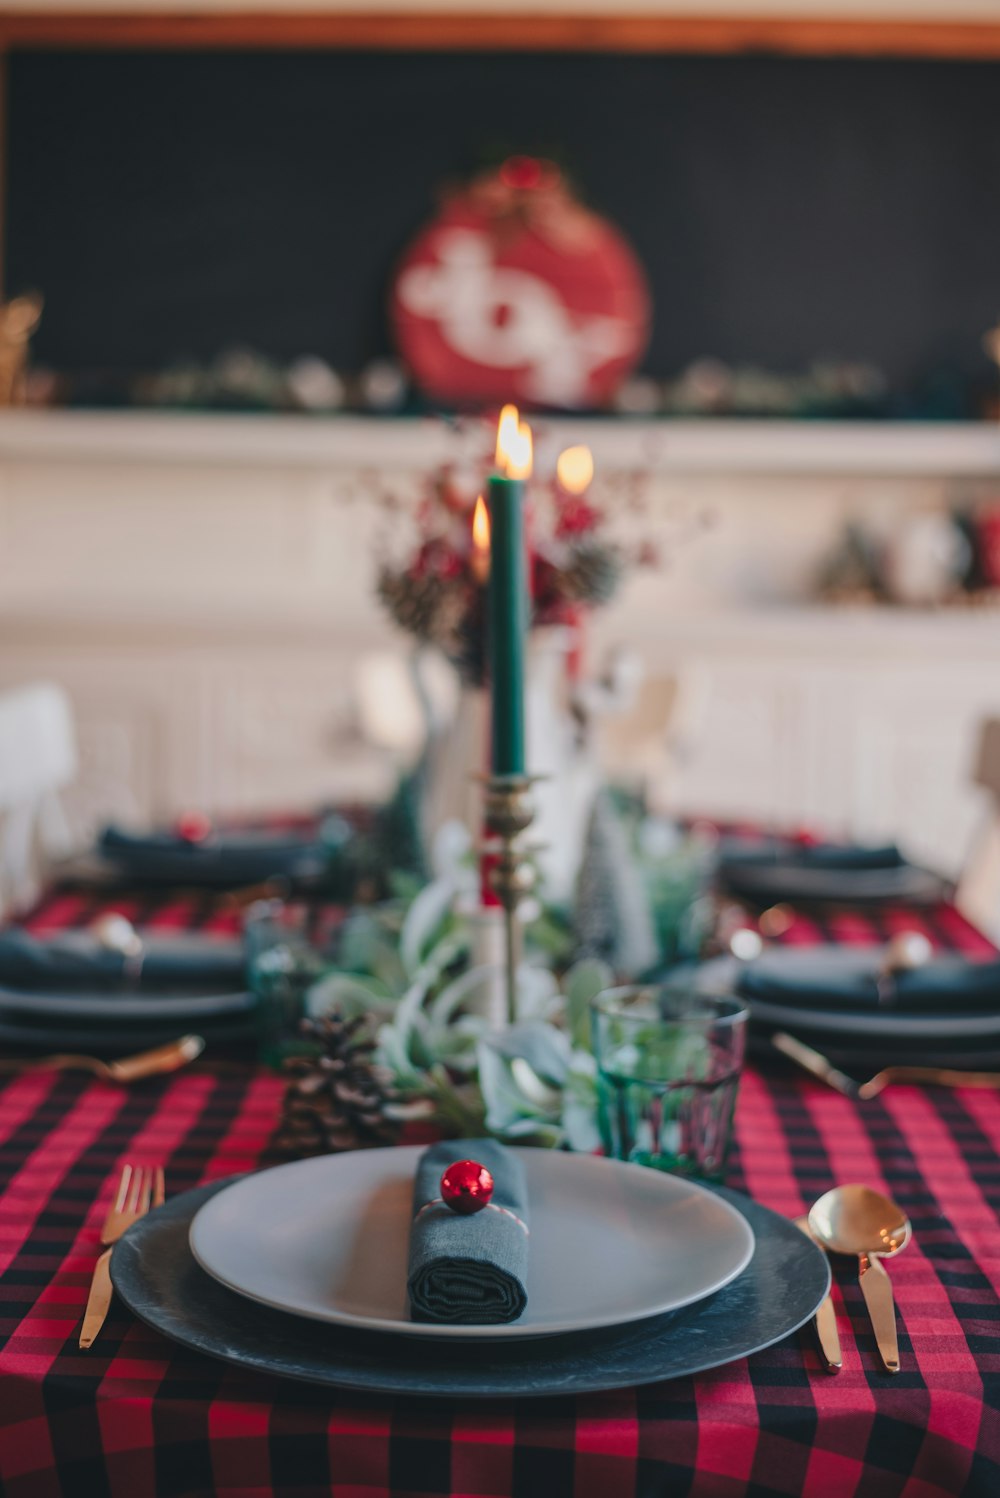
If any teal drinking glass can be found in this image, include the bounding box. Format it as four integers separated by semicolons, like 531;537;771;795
244;899;324;1066
591;984;748;1181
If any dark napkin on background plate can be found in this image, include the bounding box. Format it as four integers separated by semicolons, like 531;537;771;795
0;928;245;991
407;1139;528;1325
98;824;327;887
737;949;1000;1013
721;841;905;873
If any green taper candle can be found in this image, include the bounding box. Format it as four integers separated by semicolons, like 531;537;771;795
488;408;531;775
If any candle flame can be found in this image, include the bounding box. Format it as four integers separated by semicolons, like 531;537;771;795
472;493;490;550
495;405;533;479
556;445;594;495
508;423;533;480
496;405;520;467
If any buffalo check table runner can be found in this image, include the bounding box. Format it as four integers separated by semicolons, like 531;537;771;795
1;890;999;1497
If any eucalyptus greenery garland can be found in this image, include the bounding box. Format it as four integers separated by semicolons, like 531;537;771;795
294;810;713;1151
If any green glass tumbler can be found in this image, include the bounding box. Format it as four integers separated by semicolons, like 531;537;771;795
245;900;324;1067
591;983;748;1181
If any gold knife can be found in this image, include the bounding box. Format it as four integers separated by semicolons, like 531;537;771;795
773;1032;859;1099
794;1216;842;1372
858;1252;900;1374
773;1031;1000;1102
79;1250;115;1350
80;1163;165;1349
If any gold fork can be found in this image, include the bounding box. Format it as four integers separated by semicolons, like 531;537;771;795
0;1035;204;1082
773;1031;1000;1101
79;1162;165;1349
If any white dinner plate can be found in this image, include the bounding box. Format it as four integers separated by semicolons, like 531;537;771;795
188;1146;755;1340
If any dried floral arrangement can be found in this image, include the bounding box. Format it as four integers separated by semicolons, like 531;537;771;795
374;426;660;685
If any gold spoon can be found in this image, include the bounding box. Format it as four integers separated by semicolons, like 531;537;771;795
808;1185;912;1374
0;1034;205;1083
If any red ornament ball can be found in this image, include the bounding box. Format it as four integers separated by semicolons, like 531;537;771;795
176;811;212;844
440;1159;494;1215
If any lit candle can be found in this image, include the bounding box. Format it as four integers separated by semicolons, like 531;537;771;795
488;404;532;775
470;494;490;585
556;444;594;495
555;445;594;683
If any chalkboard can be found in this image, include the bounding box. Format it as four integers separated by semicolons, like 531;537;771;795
6;47;1000;403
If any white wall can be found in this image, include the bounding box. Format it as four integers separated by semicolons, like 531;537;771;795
1;412;999;879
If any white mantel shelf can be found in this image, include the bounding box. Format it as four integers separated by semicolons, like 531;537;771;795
1;409;999;475
2;401;999;876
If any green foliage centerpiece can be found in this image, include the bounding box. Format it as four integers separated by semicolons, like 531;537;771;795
272;406;711;1154
274;809;712;1152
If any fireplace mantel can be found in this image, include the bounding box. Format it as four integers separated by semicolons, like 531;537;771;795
0;401;997;882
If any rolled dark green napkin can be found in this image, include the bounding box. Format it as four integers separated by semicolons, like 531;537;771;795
738;950;1000;1012
407;1139;528;1325
0;928;245;991
99;825;327;887
795;844;903;871
721;841;904;873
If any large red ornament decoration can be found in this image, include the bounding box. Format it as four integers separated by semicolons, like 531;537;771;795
390;157;651;411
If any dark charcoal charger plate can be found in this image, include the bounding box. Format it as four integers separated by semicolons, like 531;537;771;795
110;1178;830;1398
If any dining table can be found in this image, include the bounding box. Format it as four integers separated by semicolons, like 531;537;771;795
1;881;999;1498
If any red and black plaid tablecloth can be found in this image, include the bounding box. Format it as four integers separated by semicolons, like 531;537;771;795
1;890;1000;1498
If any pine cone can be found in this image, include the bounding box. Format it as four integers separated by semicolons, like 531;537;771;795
377;562;488;684
559;539;624;606
377;567;448;641
274;1012;400;1156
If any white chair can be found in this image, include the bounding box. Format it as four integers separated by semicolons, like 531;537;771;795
955;718;1000;938
0;683;77;916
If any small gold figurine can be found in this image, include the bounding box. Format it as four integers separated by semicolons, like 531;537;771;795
0;292;43;405
984;321;1000;372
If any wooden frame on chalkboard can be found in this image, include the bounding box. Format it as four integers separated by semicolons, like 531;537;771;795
0;11;997;60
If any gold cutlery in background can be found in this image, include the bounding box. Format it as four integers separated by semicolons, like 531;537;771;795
0;1034;205;1083
772;1033;861;1098
772;1031;1000;1100
793;1217;842;1372
223;877;290;911
857;1063;1000;1100
80;1162;165;1349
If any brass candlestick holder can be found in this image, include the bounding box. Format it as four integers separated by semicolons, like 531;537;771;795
482;774;541;1027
